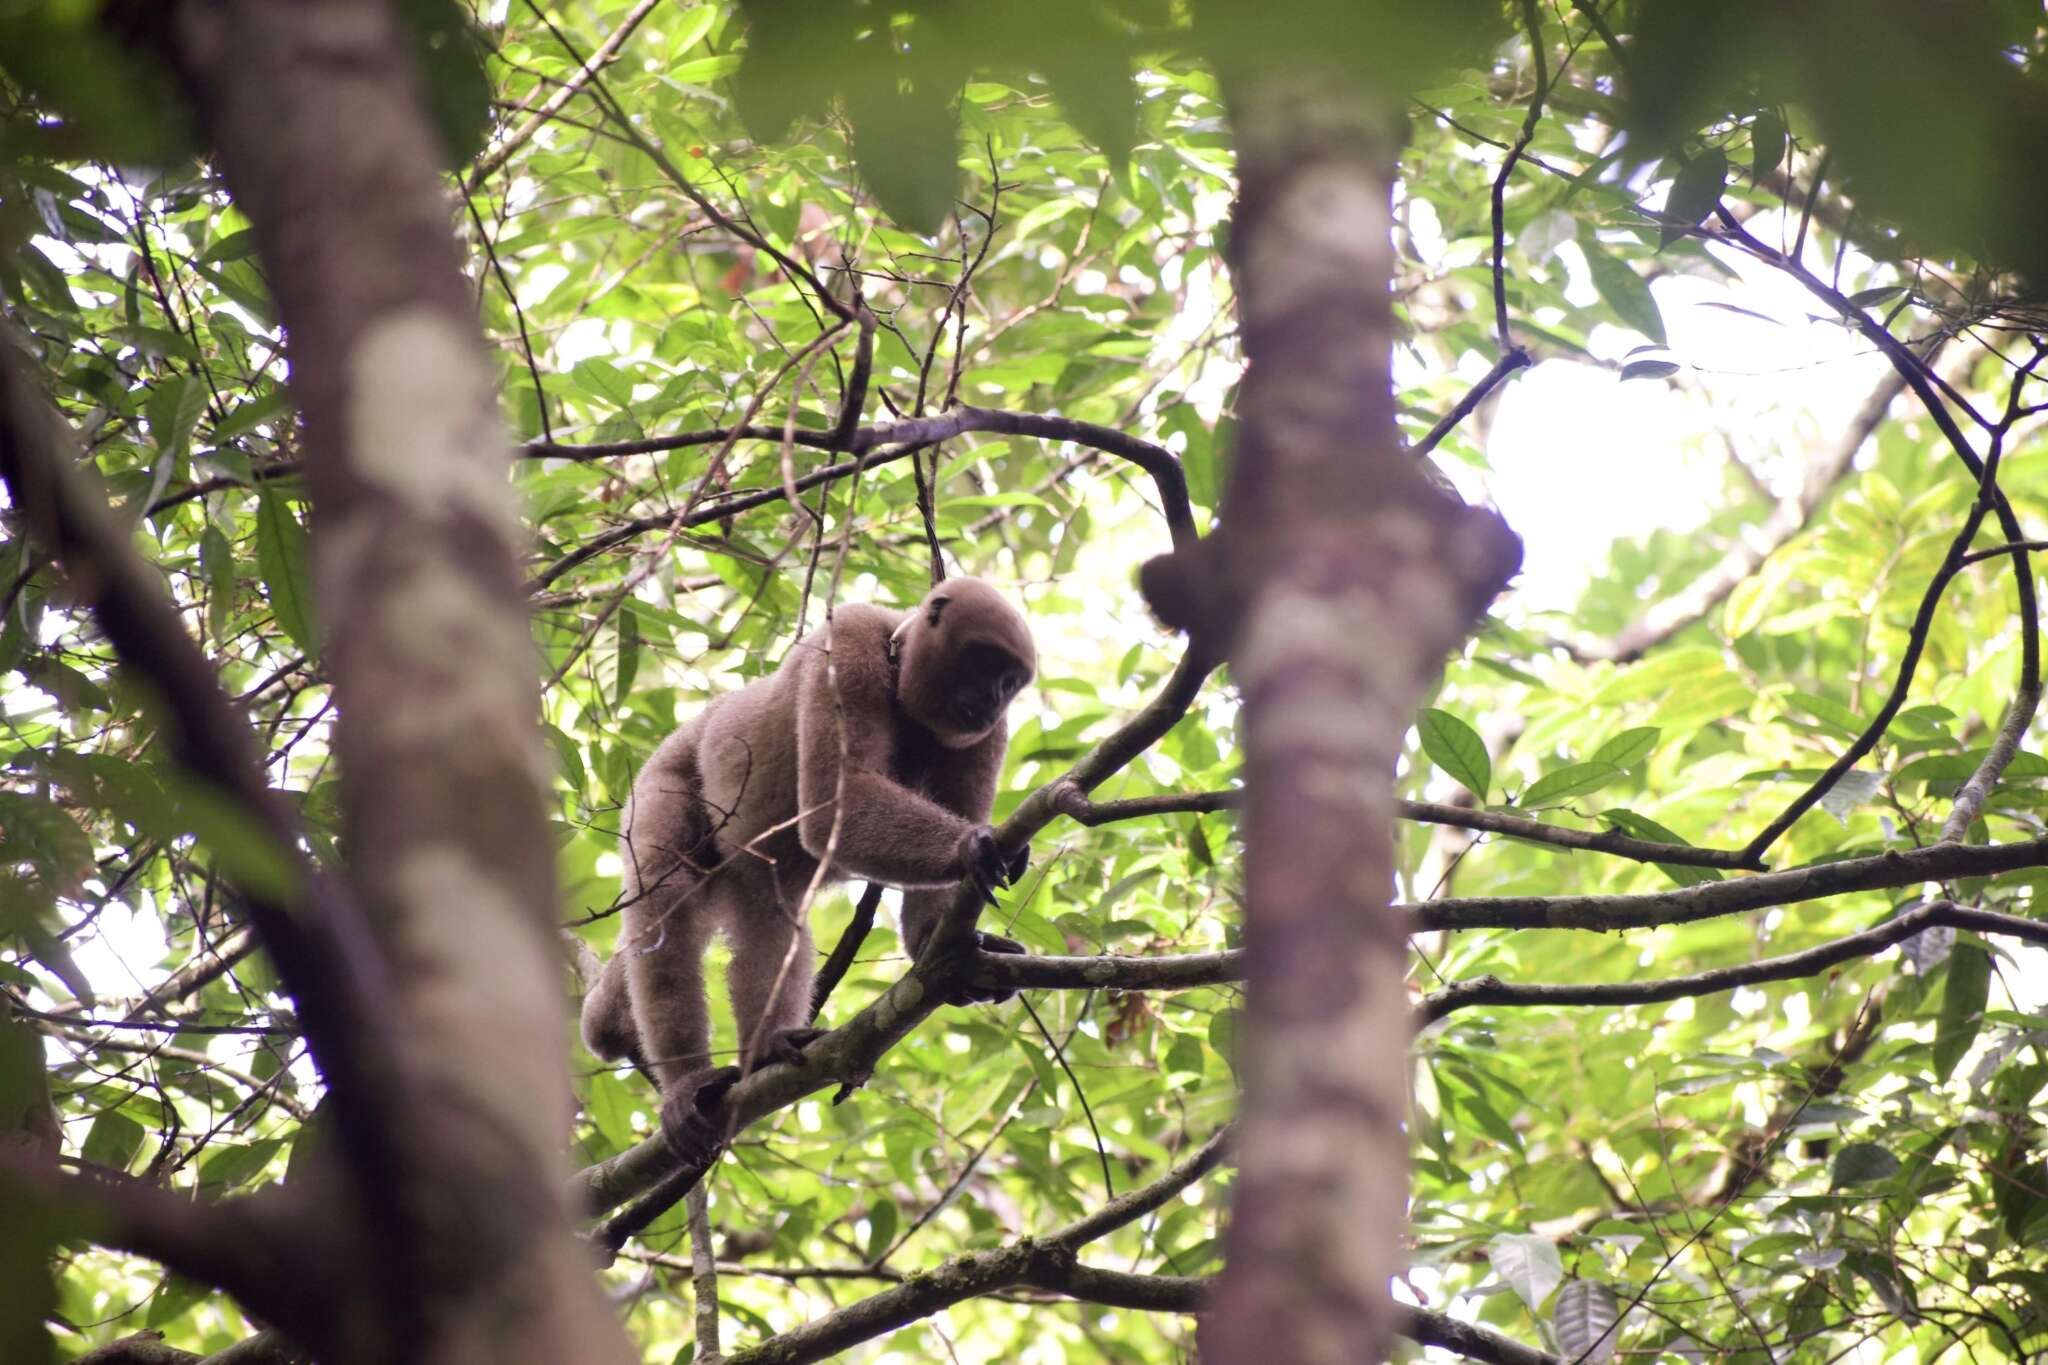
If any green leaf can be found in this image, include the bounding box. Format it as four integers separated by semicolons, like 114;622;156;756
843;58;964;236
1520;762;1622;809
1592;727;1659;771
863;1198;898;1263
143;1273;211;1329
1830;1141;1901;1188
1582;244;1667;344
1418;708;1490;800
144;372;207;469
1751;110;1787;181
1488;1232;1562;1312
255;488;318;659
81;1111;144;1171
613;607;641;710
1659;148;1728;249
1932;941;1990;1083
201;524;236;647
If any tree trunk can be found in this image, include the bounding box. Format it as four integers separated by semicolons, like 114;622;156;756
153;3;634;1360
1152;81;1522;1362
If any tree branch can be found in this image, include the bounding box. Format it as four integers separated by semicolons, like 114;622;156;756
524;402;1195;590
975;948;1243;992
1407;1307;1563;1365
720;1127;1231;1365
464;0;663;191
1411;835;2048;932
1420;898;2048;1024
1;1157;305;1333
1054;786;1759;870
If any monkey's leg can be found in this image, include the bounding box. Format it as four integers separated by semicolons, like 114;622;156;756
900;887;1025;1006
621;893;736;1163
724;866;825;1072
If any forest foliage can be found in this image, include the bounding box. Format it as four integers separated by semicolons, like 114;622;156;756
4;2;2048;1362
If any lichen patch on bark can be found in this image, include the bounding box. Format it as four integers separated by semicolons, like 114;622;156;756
345;306;520;537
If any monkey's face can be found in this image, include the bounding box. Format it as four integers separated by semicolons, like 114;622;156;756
896;579;1036;747
947;641;1033;735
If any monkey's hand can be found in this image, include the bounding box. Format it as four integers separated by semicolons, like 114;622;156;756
961;825;1029;908
751;1027;826;1071
938;931;1026;1008
659;1064;742;1166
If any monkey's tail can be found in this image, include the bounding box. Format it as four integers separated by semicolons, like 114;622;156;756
579;954;640;1065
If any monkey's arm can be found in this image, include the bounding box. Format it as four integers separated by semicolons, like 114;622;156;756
793;627;991;887
899;727;1029;979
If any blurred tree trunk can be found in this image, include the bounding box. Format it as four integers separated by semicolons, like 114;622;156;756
1146;81;1522;1363
141;3;634;1361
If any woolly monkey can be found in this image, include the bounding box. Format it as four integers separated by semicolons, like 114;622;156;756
580;578;1035;1160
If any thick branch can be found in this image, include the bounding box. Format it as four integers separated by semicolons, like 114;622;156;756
721;1128;1230;1365
73;1329;307;1365
1412;835;2048;932
976;948;1243;992
1407;1308;1562;1365
1420;899;2048;1024
2;1159;303;1331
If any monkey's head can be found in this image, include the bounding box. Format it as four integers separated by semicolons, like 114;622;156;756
891;578;1036;748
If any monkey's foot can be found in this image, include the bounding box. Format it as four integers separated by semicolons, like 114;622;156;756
659;1065;741;1166
945;931;1026;1006
754;1026;827;1070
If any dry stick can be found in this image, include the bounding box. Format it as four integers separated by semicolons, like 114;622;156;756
529;2;853;328
1961;538;2048;567
463;191;554;442
1057;785;1761;870
721;1126;1233;1365
1419;899;2048;1026
1711;208;2042;862
1402;0;1546;465
1409;833;2048;933
465;0;663;190
1733;485;1996;861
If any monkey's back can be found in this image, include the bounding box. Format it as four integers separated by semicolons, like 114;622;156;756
673;603;903;878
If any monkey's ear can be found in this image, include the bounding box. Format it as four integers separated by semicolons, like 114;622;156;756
926;596;949;626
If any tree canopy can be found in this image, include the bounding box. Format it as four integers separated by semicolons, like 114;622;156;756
5;3;2048;1363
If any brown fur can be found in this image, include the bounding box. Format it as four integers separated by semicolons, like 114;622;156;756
580;579;1034;1146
